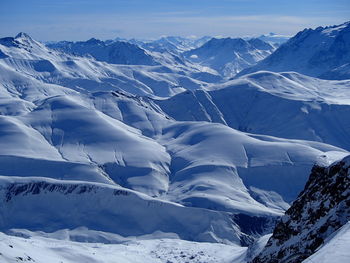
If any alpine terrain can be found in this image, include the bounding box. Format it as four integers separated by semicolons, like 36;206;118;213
0;20;349;263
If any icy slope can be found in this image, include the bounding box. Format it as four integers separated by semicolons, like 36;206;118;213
156;71;350;150
184;37;276;77
238;21;350;79
251;155;350;263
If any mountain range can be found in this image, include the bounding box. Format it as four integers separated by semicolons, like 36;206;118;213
0;21;349;263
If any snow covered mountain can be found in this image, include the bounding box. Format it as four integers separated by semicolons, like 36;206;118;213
184;37;276;77
46;38;159;66
239;21;350;79
251;155;350;263
0;22;350;262
0;33;221;97
139;36;212;54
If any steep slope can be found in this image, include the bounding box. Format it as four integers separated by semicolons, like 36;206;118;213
251;155;350;263
239;21;350;79
302;221;350;263
184;37;276;78
155;71;350;150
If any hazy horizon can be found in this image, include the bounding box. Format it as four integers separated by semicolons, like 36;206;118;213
1;0;349;41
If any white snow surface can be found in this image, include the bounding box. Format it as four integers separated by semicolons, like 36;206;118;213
0;229;247;263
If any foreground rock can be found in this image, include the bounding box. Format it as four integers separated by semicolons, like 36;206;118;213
251;155;350;263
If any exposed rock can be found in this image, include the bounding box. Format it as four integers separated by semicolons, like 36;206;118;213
251;155;350;263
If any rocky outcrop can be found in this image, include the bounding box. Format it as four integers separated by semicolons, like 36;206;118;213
251;155;350;263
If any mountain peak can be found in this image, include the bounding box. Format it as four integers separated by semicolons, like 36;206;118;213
86;37;102;44
15;32;33;40
238;20;350;79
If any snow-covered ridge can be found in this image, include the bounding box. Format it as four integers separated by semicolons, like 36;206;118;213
155;71;350;150
238;21;350;79
46;38;159;66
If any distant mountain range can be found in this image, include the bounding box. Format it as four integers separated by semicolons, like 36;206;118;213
184;37;276;77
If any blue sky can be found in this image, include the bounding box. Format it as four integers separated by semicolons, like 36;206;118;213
0;0;349;41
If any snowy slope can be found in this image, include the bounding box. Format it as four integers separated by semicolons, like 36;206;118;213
0;36;349;229
238;21;350;79
0;176;243;244
1;72;347;219
0;230;247;263
302;221;350;263
184;37;276;77
156;71;350;150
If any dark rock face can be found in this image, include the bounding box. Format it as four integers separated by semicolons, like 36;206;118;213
251;155;350;263
4;181;129;202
